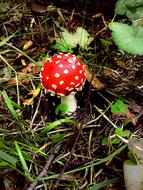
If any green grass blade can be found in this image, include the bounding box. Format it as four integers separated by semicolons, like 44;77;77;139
15;141;32;180
41;118;75;133
1;90;18;118
0;150;17;166
87;177;120;190
6;43;42;68
0;33;15;47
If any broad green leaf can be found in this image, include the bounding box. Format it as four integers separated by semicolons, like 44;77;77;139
0;150;17;166
55;27;93;51
115;128;130;137
109;22;143;55
110;99;126;115
55;103;68;115
115;0;143;20
126;7;143;20
53;42;73;53
41;118;74;133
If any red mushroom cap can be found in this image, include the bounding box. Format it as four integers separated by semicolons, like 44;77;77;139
41;53;86;96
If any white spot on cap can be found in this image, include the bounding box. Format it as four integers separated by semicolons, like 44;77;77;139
70;82;75;85
72;57;77;61
57;55;62;58
77;62;81;66
81;78;84;82
59;64;63;68
76;86;83;91
79;70;83;74
52;84;57;89
59;80;64;85
49;59;52;62
71;65;76;69
64;69;69;74
56;60;60;64
65;54;69;57
57;92;65;96
68;59;73;63
47;89;55;95
46;76;49;80
55;73;60;78
75;83;80;88
65;87;70;90
75;76;79;80
68;88;74;91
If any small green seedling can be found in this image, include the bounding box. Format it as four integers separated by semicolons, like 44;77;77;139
55;103;68;115
110;99;126;115
53;27;93;52
102;128;130;146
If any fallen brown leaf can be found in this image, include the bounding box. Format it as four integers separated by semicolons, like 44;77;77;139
84;64;104;89
113;103;143;126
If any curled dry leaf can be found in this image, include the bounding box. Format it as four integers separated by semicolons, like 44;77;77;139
7;62;42;85
84;64;104;89
23;40;33;51
23;86;41;106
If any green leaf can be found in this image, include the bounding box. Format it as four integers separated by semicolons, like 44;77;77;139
126;7;143;20
53;42;73;53
102;137;109;145
55;103;68;115
109;22;143;55
115;0;143;20
0;150;17;166
42;56;50;62
41;118;75;133
55;27;93;51
110;99;126;115
112;137;121;144
115;128;130;137
102;136;121;145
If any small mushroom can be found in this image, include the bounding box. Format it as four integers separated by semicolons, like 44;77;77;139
41;53;86;114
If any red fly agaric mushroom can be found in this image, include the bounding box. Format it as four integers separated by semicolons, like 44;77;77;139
41;53;86;114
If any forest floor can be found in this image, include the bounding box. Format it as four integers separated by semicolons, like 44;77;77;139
0;0;143;190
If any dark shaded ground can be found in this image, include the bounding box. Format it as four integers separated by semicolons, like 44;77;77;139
0;0;143;190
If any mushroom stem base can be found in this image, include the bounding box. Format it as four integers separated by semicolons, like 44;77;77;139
61;94;77;114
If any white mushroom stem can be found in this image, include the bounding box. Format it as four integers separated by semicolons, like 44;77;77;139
123;161;143;190
61;94;77;114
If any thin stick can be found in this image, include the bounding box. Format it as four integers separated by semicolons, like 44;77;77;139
51;124;84;190
27;144;62;190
